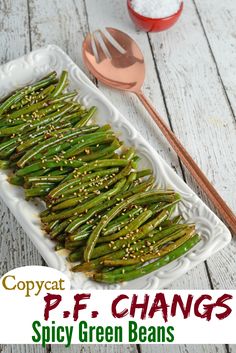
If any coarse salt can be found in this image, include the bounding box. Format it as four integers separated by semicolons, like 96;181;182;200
131;0;182;19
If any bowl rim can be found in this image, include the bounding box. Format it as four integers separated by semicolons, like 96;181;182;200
127;0;184;21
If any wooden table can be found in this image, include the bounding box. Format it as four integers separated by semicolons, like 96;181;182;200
0;0;235;352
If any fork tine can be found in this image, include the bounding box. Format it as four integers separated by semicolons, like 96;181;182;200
92;31;108;63
106;27;134;52
98;30;126;57
95;31;112;59
90;33;99;63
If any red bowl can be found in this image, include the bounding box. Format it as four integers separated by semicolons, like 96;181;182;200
127;0;184;32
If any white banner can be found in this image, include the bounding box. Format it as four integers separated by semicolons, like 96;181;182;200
0;266;235;346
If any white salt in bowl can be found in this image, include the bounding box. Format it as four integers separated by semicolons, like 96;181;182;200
127;0;183;32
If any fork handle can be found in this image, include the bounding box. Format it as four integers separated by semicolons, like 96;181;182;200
136;90;236;234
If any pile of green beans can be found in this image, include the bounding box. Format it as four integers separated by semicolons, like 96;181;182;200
0;70;201;284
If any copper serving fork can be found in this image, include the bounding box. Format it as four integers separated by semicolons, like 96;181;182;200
82;27;236;234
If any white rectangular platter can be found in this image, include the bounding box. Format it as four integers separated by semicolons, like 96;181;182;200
0;45;231;289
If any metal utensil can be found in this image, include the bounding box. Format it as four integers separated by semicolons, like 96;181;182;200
82;27;236;234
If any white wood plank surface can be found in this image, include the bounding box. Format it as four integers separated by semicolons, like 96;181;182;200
0;345;47;353
148;0;236;290
194;0;236;117
140;345;227;353
50;344;138;353
28;0;88;69
192;0;236;295
229;346;236;353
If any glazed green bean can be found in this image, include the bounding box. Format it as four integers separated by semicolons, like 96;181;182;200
8;175;24;185
0;160;9;169
102;206;144;236
51;71;68;97
84;193;170;262
102;227;195;266
71;224;187;269
26;175;65;183
0;71;57;115
42;178;127;223
75;106;97;127
11;85;55;111
47;167;120;200
87;209;169;261
17;126;101;167
97;209;153;243
48;159;129;198
65;178;156;234
94;235;201;283
25;186;52;198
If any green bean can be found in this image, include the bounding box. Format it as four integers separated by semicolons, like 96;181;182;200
25;186;52;198
16;123;79;153
68;247;84;262
62;134;115;159
8;175;24;185
48;167;120;200
24;168;53;177
65;198;121;234
103;227;195;266
136;169;152;179
40;208;51;218
11;121;73;154
55;243;65;251
30;181;55;188
88;209;169;261
101;263;141;275
17;125;100;168
65;239;85;250
51;194;93;211
0;71;199;285
102;206;144;236
50;218;76;239
17;135;46;152
0;160;9;169
84;192;169;262
48;169;70;176
0;104;72;137
172;215;183;224
57;163;133;203
68;224;93;242
48;159;129;198
44;133;114;161
0;71;57;115
51;71;68;97
11;85;55;111
71;224;186;270
153;226;195;251
3;95;65;121
122;148;135;161
79;139;121;162
47;220;60;232
93;234;201;283
132;156;141;168
26;175;65;183
97;210;153;243
65;178;155;235
0;143;19;158
75;106;97;127
42;178;127;223
0;138;18;152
